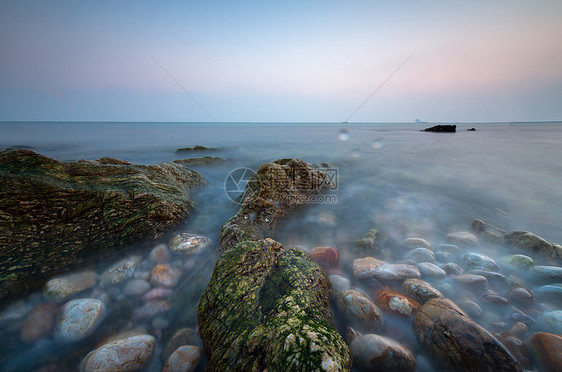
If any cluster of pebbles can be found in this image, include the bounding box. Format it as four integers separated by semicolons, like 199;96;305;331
308;223;562;371
0;233;212;372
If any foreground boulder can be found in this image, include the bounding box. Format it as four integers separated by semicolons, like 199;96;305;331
0;148;206;300
198;159;351;371
413;298;522;371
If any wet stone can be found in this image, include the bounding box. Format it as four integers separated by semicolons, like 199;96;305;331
351;257;385;281
79;334;155;372
20;303;58;344
336;289;383;331
371;263;421;282
452;274;488;288
374;290;420;317
434;251;456;263
530;266;562;282
349;334;416;372
481;293;510;306
142;287;173;302
123;279;151;296
405;247;434;263
169;233;211;255
505;287;535;306
540;310;562;335
403;237;432;250
55;298;105;344
508;312;536;329
467;269;507;284
457;298;483;319
440;262;464;276
149;243;171;262
161;328;200;363
43;271;98;302
401;279;444;303
133;299;172;320
529;332;562;372
463;252;499;271
536;284;562;304
328;274;351;294
310;246;339;269
417;262;446;280
162;345;202;372
437;243;461;254
150;264;182;288
446;231;478;246
100;256;142;288
499;254;534;269
433;282;455;298
497;334;532;368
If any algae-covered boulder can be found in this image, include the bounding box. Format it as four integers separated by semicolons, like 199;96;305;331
0;148;206;300
198;238;351;371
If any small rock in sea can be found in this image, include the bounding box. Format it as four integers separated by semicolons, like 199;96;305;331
452;274;488;288
161;328;200;363
463;252;499;271
437;243;461;254
540;310;562;335
174;156;225;166
123;279;152;296
505;287;535;306
422;124;456;133
467;127;476;131
310;246;339;269
20;303;58;344
529;332;562;372
374;290;420;317
371;263;421;282
336;289;382;331
169;233;211;255
43;271;98;302
499;254;534;269
434;251;456;263
150;264;182;288
175;145;209;152
530;265;562;282
536;284;562;304
403;237;432;250
446;231;478;246
142;287;173;302
55;298;105;344
79;334;155;372
349;334;416;372
149;243;171;262
417;262;446;279
328;274;351;294
467;269;507;285
401;279;444;303
100;256;142;288
440;262;464;276
481;293;510;306
133;299;172;321
405;247;434;263
497;334;532;368
504;231;561;260
457;298;483;319
163;345;203;372
351;257;385;281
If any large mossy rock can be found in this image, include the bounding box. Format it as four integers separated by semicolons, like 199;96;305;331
199;158;351;371
0;148;206;300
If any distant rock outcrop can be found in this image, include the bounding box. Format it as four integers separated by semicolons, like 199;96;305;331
0;148;206;300
422;125;456;133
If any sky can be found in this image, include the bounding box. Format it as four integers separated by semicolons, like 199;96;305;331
1;0;561;122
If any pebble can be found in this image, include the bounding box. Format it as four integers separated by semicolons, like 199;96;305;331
529;332;562;372
163;345;203;372
20;303;58;343
0;300;32;325
530;266;562;282
349;334;416;372
452;274;488;288
401;279;444;303
433;282;455;298
149;243;171;262
161;328;200;363
100;256;142;287
403;237;432;250
435;251;456;263
481;293;510;306
370;263;421;282
43;271;98;302
374;290;420;317
133;300;172;320
467;269;507;284
457;298;483;318
536;284;562;304
440;262;464;276
437;243;461;254
508;312;536;329
123;279;152;296
150;264;182;288
79;334;155;372
336;289;382;331
55;298;105;344
310;246;339;269
540;310;562;335
328;274;351;294
417;262;446;279
505;287;535;306
169;233;211;255
143;287;173;302
446;231;478;246
463;252;499;271
351;257;385;281
405;248;434;263
499;254;534;269
497;334;532;368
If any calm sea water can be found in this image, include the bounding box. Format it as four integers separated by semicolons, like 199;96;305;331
1;121;561;370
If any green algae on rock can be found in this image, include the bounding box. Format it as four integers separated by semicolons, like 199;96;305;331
0;148;206;300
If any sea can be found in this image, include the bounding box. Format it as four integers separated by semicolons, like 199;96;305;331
1;121;561;370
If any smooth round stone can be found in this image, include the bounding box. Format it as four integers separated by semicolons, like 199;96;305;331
152;316;169;330
134;270;151;280
133;299;172;320
403;237;432;250
418;262;446;279
406;248;434;263
375;290;420;317
150;264;182;288
536;284;562;303
55;298;105;344
351;257;385;281
142;287;173;302
161;328;200;363
446;231;478;246
540;310;562;335
149;243;171;262
529;332;562;372
169;233;211;255
163;345;202;372
401;279;443;303
20;303;58;344
457;298;483;318
123;279;151;296
328;274;351;294
310;246;339;269
497;334;532;368
530;266;562;282
508;312;536;329
433;282;455;298
499;254;534;269
100;256;142;288
435;251;456;263
336;290;382;331
349;334;416;372
43;271;98;302
481;294;509;306
463;252;499;271
440;262;464;276
505;287;535;305
371;263;421;282
467;269;507;284
452;274;488;288
79;334;155;372
437;244;461;254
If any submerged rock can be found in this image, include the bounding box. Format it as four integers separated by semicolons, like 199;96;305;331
79;334;155;372
405;248;434;263
169;233;212;255
310;246;339;269
499;254;534;269
337;289;383;331
20;303;58;344
0;148;206;301
370;263;421;282
446;231;478;246
374;290;420;317
349;333;416;372
55;298;105;344
463;252;499;271
505;231;562;261
417;262;446;279
403;237;433;250
328;274;352;294
43;271;98;302
100;256;142;288
401;279;443;303
540;310;562;335
174;156;225;166
413;298;522;371
150;264;182;288
352;257;386;281
162;345;202;372
530;265;562;282
529;332;562;372
161;328;200;363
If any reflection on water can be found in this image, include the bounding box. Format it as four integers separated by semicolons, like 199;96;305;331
1;122;561;370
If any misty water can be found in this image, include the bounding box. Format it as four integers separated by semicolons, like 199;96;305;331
1;121;561;371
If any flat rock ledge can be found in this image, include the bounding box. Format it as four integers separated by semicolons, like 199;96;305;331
198;159;351;371
0;148;206;300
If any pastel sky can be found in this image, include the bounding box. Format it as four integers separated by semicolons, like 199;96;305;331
1;0;561;122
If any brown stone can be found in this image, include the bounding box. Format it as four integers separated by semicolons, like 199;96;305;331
310;246;339;269
374;290;420;317
530;332;562;372
20;303;58;343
